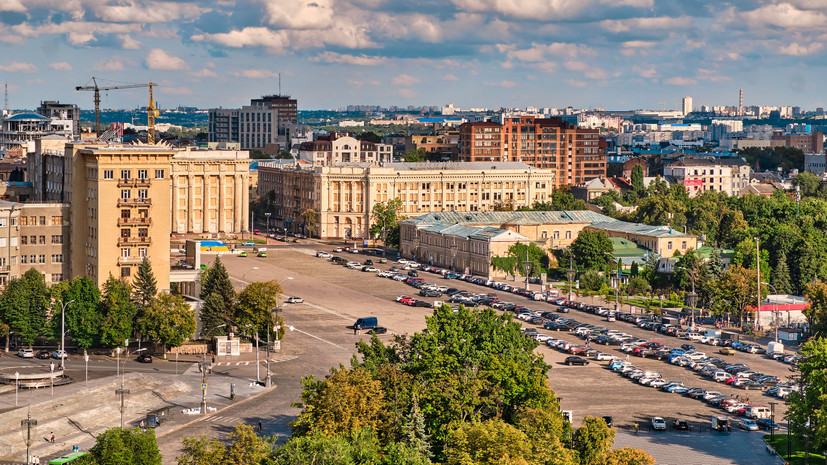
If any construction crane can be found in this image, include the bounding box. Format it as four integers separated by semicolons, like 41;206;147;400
75;77;159;144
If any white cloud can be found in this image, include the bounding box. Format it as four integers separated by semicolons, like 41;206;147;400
398;88;416;98
665;77;697;86
442;73;459;81
742;3;827;29
192;27;287;53
49;62;72;71
93;56;125;71
600;16;690;33
564;61;589;71
191;68;218;78
0;62;37;73
311;52;387;66
778;42;824;55
485;80;516;88
261;0;335;29
497;42;593;62
566;79;587;88
144;48;188;70
89;1;205;24
633;65;658;79
0;0;25;12
232;69;280;79
585;68;608;80
451;0;589;20
622;40;657;48
159;86;194;95
602;0;653;6
392;74;421;86
119;34;141;50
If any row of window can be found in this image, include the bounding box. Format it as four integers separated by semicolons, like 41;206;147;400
20;235;63;245
121;189;149;199
102;169;165;180
21;254;63;264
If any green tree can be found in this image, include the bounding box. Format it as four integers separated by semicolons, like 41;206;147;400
85;427;162;465
570;230;614;270
519;187;587;211
443;420;535;465
301;208;318;237
626;276;651;296
132;257;158;344
794;171;822;197
572;416;615;465
403;148;427;162
787;337;827;452
370;198;404;248
0;269;50;345
137;292;196;354
199;258;237;337
225;424;274;465
50;277;102;352
719;264;764;327
99;275;137;348
630;164;644;196
804;281;827;338
602;447;655;465
771;251;792;295
177;436;227;465
269;433;359;465
490;242;549;279
706;249;724;280
236;280;283;341
580;270;603;292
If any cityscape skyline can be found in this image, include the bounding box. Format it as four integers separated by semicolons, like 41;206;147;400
0;1;826;111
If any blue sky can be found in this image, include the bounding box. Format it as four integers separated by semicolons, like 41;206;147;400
1;0;826;111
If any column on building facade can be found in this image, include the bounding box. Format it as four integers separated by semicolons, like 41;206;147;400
203;171;211;233
241;173;249;232
171;174;179;233
234;174;242;232
218;169;225;233
187;173;195;232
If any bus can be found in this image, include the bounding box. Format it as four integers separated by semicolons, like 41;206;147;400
48;452;88;464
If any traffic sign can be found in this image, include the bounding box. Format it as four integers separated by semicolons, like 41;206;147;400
201;383;207;390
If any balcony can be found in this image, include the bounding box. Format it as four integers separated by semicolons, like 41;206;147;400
117;178;151;187
117;256;145;265
117;236;151;246
117;217;152;227
117;198;152;207
0;265;9;273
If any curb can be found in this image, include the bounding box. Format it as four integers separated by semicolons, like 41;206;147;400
156;384;278;439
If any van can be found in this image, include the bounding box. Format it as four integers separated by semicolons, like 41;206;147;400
349;317;378;330
746;406;771;419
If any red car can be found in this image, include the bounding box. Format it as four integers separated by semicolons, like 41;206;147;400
399;297;416;305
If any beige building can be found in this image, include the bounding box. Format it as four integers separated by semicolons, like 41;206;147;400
663;158;736;197
0;201;70;287
298;133;393;166
400;211;697;277
257;161;556;239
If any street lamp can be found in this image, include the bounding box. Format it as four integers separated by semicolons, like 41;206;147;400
58;299;75;369
567;253;575;302
604;252;619;311
676;266;697;330
244;324;261;384
265;212;271;241
762;282;779;342
769;401;777;442
21;407;37;465
115;347;145;427
199;323;226;416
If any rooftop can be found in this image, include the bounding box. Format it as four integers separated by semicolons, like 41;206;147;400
5;113;50;122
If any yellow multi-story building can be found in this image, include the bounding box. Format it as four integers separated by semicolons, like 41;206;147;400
256;161;556;239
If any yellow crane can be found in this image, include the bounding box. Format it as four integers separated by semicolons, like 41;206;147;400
75;77;159;144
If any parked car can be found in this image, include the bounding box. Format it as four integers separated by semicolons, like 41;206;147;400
564;356;590;366
651;417;667;431
674;419;689;431
239;251;247;257
18;348;34;358
137;353;153;363
368;326;388;335
257;252;267;257
286;296;304;304
51;350;67;360
719;347;736;355
36;349;52;359
756;418;779;431
738;419;759;431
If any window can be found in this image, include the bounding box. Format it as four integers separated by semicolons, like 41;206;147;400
565;231;572;240
30;235;35;244
137;169;148;179
121;248;130;258
682;241;687;249
138;189;148;199
120;169;131;180
104;170;113;180
51;216;63;225
121;190;130;199
138;228;148;238
51;235;63;244
541;230;548;239
39;255;45;264
155;169;165;179
20;216;27;226
40;216;46;225
0;218;5;227
51;254;63;263
121;267;131;278
21;255;27;264
21;236;27;245
51;274;63;283
668;241;673;250
138;248;147;257
29;255;36;263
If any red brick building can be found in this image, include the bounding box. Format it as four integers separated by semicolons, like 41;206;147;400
771;132;823;154
458;122;504;162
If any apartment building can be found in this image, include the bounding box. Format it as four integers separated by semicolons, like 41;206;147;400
663;158;736;197
0;201;70;286
208;95;298;150
458;117;605;187
257;161;556;239
298;133;393;165
772;132;824;154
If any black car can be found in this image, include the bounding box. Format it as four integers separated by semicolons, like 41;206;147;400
36;349;52;359
137;354;153;363
419;289;441;297
602;416;613;427
368;326;388;335
364;259;373;266
756;418;779;431
557;307;570;313
565;356;590;366
414;300;432;308
674;419;689;431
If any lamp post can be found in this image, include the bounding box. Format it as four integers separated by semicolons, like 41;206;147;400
265;212;271;242
603;252;619;311
200;324;225;416
761;282;779;341
769;401;777;442
21;407;37;465
115;347;145;427
676;266;697;330
59;299;75;370
15;371;19;406
567;253;575;302
244;324;260;383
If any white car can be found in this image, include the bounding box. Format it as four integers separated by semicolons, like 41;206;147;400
285;296;304;303
649;379;669;389
377;271;394;278
396;259;409;264
316;251;331;258
595;352;614;361
651;417;667;430
18;348;34;358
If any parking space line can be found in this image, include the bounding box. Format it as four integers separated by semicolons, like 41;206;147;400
292;328;345;349
301;301;353;321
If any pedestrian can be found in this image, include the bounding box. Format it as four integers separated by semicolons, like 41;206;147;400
356;325;361;336
258;421;263;432
353;326;357;336
746;394;750;403
73;444;79;452
625;354;629;361
50;432;55;443
50;362;54;372
140;419;145;430
212;355;216;365
634;423;639;435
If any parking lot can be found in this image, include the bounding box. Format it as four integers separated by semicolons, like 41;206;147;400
220;243;793;435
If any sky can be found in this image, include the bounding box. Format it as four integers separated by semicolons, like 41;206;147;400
1;0;826;112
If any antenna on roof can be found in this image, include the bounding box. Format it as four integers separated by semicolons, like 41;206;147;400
3;83;7;113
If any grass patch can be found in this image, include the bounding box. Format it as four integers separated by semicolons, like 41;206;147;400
765;434;826;465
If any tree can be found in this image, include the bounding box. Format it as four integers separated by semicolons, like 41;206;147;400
85;427;162;465
236;280;284;341
719;264;764;327
403;148;427;162
99;275;137;348
0;269;50;345
602;447;655;465
580;270;603;292
199;258;237;337
370;198;403;248
626;276;651;296
177;436;227;465
519;187;587;211
225;424;274;465
137;292;196;354
132;257;158;344
706;249;724;280
630;164;644;196
50;277;102;352
572;416;615;465
804;281;827;338
490;242;549;279
771;251;792;295
787;337;827;453
570;230;614;270
301;209;318;237
443;420;535;465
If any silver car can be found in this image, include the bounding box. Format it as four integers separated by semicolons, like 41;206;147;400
18;348;34;358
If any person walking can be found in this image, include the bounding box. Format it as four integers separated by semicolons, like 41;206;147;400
50;432;55;443
258;421;263;432
634;423;639;435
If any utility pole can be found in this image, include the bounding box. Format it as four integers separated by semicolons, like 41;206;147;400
524;247;531;290
756;237;760;331
115;383;130;428
59;300;75;371
21;407;37;465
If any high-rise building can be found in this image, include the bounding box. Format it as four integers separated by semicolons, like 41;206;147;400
209;94;298;150
681;96;693;116
36;101;80;137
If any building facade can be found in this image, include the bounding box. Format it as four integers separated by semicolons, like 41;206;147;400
37;101;80;137
257;161;556;239
298;133;393;166
0;201;70;287
772;132;824;154
663;158;736;197
458;122;504;162
208;95;298;150
0;113;74;155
